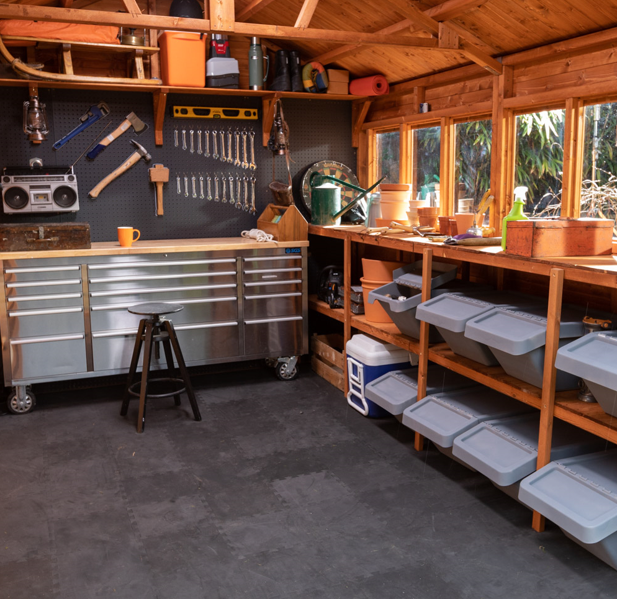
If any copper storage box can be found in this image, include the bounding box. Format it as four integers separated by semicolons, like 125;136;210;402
505;218;614;257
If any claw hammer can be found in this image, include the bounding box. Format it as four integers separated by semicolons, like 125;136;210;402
88;140;151;198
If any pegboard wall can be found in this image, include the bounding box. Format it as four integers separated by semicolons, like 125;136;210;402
0;87;356;242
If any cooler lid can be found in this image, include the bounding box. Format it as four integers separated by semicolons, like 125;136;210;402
452;414;603;486
416;291;539;333
519;450;617;544
402;387;533;447
556;331;617;391
345;334;410;367
392;260;458;291
464;304;592;355
364;365;474;415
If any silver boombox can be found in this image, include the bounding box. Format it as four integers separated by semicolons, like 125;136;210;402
1;165;80;214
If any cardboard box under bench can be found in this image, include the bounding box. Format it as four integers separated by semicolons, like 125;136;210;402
506;218;614;257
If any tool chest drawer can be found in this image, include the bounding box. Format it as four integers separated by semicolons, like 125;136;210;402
6;307;84;338
244;315;304;356
243;291;302;320
92;321;240;372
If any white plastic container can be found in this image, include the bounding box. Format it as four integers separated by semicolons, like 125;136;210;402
346;334;415;417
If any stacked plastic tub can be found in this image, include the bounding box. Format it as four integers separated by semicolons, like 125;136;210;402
555;330;617;416
360;259;403;324
464;304;608;390
520;449;617;570
367;261;459;340
451;413;602;502
416;290;542;365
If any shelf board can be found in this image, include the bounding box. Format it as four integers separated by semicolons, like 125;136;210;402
555;394;617;445
350;315;420;354
0;78;364;101
308;295;345;322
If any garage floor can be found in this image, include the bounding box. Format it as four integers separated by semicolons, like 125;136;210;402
1;368;615;599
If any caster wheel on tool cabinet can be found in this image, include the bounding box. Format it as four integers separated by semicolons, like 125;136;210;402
276;361;299;381
6;389;36;415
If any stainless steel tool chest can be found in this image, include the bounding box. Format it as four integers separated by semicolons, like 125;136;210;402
0;242;308;406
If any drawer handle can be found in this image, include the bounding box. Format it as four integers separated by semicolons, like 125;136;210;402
245;316;303;325
5;265;80;274
89;271;236;284
9;307;83;317
88;258;236;270
90;283;237;298
6;278;81;288
92;320;239;338
261;275;278;279
244;268;302;274
26;237;59;244
10;333;84;345
91;296;237;311
243;256;301;262
244;292;302;300
7;292;83;303
244;279;302;288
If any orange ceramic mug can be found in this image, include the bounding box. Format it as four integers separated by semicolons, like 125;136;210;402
118;227;140;247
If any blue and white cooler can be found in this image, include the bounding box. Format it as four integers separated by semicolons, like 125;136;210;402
346;334;416;417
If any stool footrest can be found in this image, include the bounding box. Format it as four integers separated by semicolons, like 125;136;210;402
128;377;186;399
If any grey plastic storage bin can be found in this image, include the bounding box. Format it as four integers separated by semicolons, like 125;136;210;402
556;331;617;418
452;413;603;502
519;450;617;570
416;291;541;365
364;365;474;416
402;387;534;461
465;304;600;390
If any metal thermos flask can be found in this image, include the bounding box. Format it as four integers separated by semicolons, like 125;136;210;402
249;37;269;90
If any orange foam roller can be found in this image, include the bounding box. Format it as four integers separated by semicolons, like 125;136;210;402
349;75;390;96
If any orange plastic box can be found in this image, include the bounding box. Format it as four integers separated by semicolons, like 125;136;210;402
159;31;206;87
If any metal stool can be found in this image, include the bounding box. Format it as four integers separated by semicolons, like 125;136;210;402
120;302;202;433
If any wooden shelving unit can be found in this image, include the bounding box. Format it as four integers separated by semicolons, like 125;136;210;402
308;224;617;531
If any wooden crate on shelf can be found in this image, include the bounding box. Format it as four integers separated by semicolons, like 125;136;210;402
256;204;308;241
310;333;345;391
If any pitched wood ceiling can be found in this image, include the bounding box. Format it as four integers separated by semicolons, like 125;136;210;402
5;0;617;83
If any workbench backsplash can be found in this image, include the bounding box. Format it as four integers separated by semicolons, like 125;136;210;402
0;87;355;242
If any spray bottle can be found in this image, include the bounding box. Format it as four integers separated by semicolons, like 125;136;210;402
501;186;529;250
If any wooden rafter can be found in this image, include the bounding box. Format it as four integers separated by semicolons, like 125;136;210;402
121;0;141;15
310;0;489;66
0;3;446;49
210;0;234;32
236;0;276;21
295;0;320;30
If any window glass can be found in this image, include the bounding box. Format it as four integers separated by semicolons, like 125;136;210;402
455;119;492;217
376;130;400;184
412;126;441;206
515;110;565;216
582;102;617;234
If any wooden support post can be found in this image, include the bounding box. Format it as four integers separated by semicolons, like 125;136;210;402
122;0;142;15
357;130;369;189
415;247;433;452
532;267;564;533
153;88;168;146
133;48;145;79
490;66;515;231
343;235;352;395
440;116;456;216
399;124;412;185
147;0;160;81
351;101;372;148
367;129;377;189
414;86;426;114
61;43;73;75
210;0;235;32
561;98;585;218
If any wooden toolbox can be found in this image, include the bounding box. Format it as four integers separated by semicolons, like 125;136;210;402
505;218;614;257
256;204;308;242
0;223;91;252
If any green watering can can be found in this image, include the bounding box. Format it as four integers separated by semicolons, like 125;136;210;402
310;172;385;226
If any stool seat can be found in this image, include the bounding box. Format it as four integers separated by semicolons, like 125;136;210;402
128;302;184;316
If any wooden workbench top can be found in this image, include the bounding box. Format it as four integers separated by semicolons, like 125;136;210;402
0;237;309;261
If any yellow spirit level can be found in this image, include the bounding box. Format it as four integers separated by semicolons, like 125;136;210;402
170;106;259;120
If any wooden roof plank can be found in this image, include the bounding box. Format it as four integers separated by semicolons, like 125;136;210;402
236;0;276;21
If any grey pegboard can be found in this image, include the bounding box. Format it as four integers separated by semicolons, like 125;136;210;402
0;87;355;242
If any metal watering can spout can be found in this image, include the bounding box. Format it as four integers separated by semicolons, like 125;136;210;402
309;172;385;225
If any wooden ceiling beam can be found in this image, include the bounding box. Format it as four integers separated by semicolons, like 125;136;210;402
236;0;276;21
310;0;488;65
295;0;320;30
210;0;234;32
0;3;446;48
